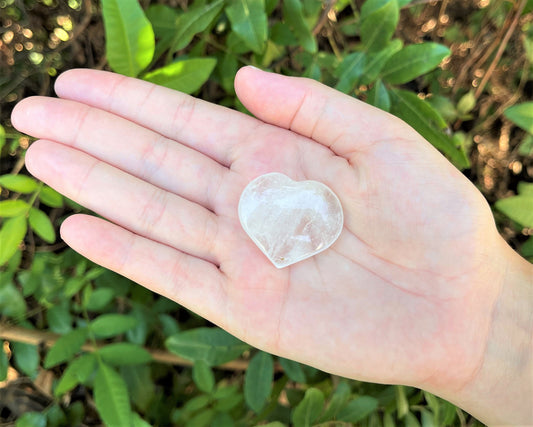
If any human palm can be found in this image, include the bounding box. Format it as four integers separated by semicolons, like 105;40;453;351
12;67;501;395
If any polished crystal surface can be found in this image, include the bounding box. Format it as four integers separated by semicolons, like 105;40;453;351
238;173;344;268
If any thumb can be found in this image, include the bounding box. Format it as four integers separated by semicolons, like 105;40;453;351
234;66;408;157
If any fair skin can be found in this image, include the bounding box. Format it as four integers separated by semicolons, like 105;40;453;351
11;67;533;425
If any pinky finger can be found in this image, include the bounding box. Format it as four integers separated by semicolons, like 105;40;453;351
60;214;228;323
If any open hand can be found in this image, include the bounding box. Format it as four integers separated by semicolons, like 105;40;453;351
11;67;507;405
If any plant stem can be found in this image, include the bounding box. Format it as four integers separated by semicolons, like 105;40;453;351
0;324;283;372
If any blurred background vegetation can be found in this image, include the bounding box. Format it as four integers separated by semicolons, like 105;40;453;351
0;0;532;426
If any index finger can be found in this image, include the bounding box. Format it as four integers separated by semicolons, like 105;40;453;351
235;67;412;158
54;69;261;167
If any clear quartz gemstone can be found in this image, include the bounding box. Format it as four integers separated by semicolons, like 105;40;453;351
238;173;344;268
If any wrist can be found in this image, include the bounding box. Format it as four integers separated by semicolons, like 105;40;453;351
443;237;533;425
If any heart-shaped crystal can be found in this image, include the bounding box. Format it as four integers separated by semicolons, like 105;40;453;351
238;173;344;268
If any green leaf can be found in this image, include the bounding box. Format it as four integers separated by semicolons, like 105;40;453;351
146;4;180;39
456;91;476;116
405;411;422;427
84;287;115;311
187;408;215;426
143;58;217;94
125;305;149;345
337;396;379;422
46;403;68;426
303;61;321;81
64;277;87;298
94;362;132;427
521;236;533;257
28;207;55;243
244;351;274;412
292;388;325;427
98;343;153;366
101;0;155;77
367;79;391;112
518;182;533;197
54;353;97;396
398;91;447;129
210;412;235;427
0;282;27;318
519;134;533;156
265;0;278;14
282;0;317;53
504;102;533;134
420;408;436;427
132;413;152;427
212;384;243;411
0;343;8;381
15;412;47;427
90;314;138;338
226;31;252;54
159;313;180;336
495;195;533;227
360;39;403;85
389;88;469;169
226;0;268;54
0;200;30;217
12;341;39;377
217;53;239;94
0;215;27;266
171;0;224;52
39;186;64;208
438;400;457;425
145;5;180;61
384;412;395;427
0;174;38;193
360;0;399;53
426;94;458;122
47;304;73;334
0;124;5;152
396;385;409;418
183;394;211;414
213;394;243;412
66;401;85;426
165;327;249;366
3;249;21;274
335;52;366;93
279;357;306;383
423;391;441;417
120;365;154;412
271;22;298;46
192;359;215;393
259;39;286;68
44;328;88;368
382;42;450;84
319;381;351;421
303;0;323;19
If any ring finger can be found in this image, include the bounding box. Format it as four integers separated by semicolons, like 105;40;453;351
26;140;221;264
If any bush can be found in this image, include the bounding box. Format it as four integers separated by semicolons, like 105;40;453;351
1;0;532;425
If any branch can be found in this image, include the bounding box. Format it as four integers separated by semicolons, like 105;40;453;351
0;324;282;372
474;0;527;98
313;0;337;35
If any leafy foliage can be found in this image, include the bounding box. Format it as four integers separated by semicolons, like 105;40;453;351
101;0;155;76
244;351;274;412
0;0;531;425
166;327;249;366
